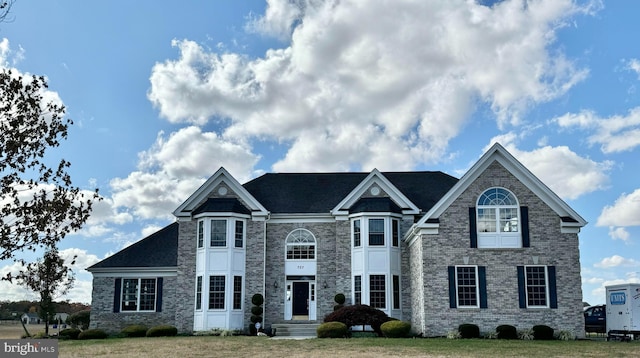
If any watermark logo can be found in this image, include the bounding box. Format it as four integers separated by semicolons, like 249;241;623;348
1;339;57;357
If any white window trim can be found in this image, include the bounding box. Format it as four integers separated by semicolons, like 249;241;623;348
121;278;157;312
477;187;522;249
455;265;479;308
525;265;550;308
284;228;317;261
194;216;247;250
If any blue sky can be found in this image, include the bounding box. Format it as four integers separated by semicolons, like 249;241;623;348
1;0;639;307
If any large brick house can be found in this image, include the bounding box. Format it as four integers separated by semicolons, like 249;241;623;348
87;143;587;337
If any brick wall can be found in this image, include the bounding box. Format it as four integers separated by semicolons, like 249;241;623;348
419;162;584;337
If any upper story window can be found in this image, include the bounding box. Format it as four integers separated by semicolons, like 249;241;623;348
351;216;401;248
196;217;246;249
368;219;385;246
353;219;361;247
210;220;227;247
476;188;521;248
197;221;204;248
286;229;316;260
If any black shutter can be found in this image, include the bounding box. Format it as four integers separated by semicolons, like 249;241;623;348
478;266;488;309
113;278;121;313
448;266;457;308
156;277;164;312
517;266;526;308
520;206;530;247
469;207;477;248
548;266;557;309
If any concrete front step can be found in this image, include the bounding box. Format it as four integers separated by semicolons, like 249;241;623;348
272;322;320;337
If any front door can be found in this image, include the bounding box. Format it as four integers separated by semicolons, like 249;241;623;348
292;282;309;316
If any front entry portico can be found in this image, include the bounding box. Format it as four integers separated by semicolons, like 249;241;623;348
284;276;317;320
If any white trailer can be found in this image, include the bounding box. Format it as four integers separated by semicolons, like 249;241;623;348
606;283;640;341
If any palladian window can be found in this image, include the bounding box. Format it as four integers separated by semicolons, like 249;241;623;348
285;229;316;260
476;188;521;248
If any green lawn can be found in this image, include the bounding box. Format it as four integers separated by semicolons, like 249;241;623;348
58;336;640;358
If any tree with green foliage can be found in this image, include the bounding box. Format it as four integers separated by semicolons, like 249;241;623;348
15;247;75;336
0;69;98;274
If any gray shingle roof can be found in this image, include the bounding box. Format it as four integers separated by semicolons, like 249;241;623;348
88;222;178;270
243;171;458;214
90;171;458;270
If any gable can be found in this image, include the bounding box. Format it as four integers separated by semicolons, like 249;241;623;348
415;143;587;233
173;167;268;219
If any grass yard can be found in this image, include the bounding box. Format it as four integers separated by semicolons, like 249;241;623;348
55;335;640;358
2;325;639;357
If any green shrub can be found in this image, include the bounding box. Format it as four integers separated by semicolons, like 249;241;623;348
458;323;480;339
518;329;534;340
58;328;81;340
496;325;518;340
251;306;264;315
334;293;346;304
555;330;575;341
381;320;411;338
251;294;264;306
121;324;148;338
146;325;178;337
324;304;390;337
250;315;263;323
78;329;108;340
532;325;554;340
66;310;91;330
317;322;348;338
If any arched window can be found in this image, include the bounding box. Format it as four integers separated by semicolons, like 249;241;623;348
476;188;521;248
285;229;316;260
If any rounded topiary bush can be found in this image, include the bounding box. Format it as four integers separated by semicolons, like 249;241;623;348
381;320;411;338
334;293;346;305
250;315;263;324
324;304;390;337
59;328;81;340
121;324;148;338
78;329;108;340
496;325;518;340
251;306;264;316
146;325;178;337
251;293;264;306
458;323;480;339
532;325;554;340
317;322;348;338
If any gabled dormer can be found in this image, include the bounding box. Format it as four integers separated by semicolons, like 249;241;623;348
173;167;269;221
331;169;420;219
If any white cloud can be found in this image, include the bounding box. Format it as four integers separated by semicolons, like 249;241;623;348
148;0;592;172
608;226;631;242
597;189;640;227
108;126;260;221
627;58;640;80
553;108;640;154
487;135;612;200
594;255;640;268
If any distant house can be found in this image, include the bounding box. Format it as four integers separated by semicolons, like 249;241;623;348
53;313;69;323
88;143;587;337
21;313;40;324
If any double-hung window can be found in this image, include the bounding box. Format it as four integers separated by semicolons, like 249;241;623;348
234;221;244;248
354;275;362;304
517;265;557;309
368;219;385;246
369;275;386;309
210;220;227;247
455;266;478;307
121;278;156;312
233;276;242;310
353;219;361;247
209;276;225;309
197;221;204;248
195;276;203;310
448;266;487;309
